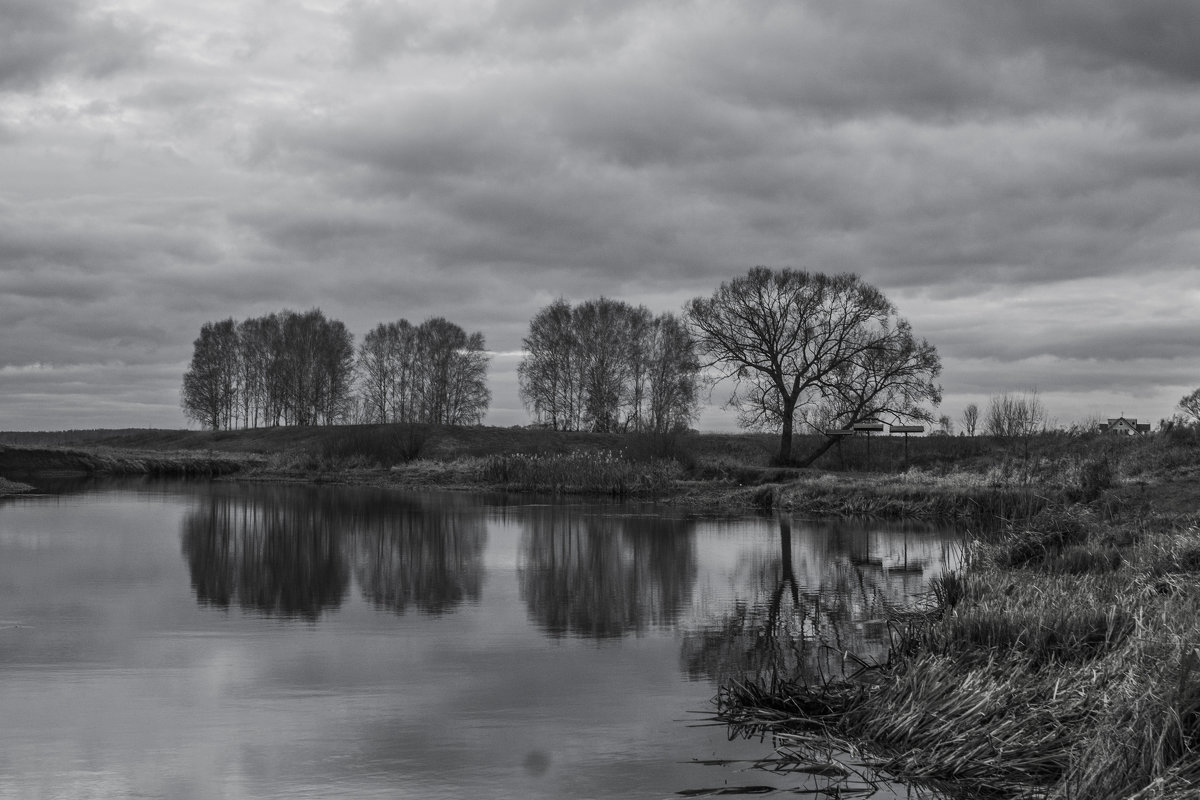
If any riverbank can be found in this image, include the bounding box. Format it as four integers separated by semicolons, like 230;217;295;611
2;423;1196;519
716;442;1200;798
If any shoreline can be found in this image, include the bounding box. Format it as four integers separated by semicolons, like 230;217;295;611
0;438;1185;524
0;442;1070;521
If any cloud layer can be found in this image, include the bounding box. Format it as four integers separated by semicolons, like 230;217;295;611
1;0;1197;430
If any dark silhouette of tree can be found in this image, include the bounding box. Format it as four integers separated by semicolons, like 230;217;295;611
686;268;941;464
355;317;490;425
645;313;701;433
277;309;355;426
518;299;583;430
181;318;240;430
985;389;1046;460
961;402;980;437
518;298;700;432
1179;387;1200;424
416;317;491;425
182;308;446;429
357;319;418;423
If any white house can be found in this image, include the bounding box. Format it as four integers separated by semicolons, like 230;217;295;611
1099;417;1152;435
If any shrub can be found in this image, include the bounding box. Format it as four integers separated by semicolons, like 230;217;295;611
995;508;1089;569
1042;546;1123;575
319;425;428;467
477;449;681;496
1073;455;1116;503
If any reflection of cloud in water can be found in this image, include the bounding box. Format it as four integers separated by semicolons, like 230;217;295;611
681;518;961;686
518;510;698;639
180;484;486;620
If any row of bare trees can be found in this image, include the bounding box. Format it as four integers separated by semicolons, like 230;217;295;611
182;309;355;430
356;317;490;425
181;309;490;430
517;298;700;433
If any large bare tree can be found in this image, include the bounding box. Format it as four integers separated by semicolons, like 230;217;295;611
686;267;941;464
1180;387;1200;424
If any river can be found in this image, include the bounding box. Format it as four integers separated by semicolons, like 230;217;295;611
0;478;958;799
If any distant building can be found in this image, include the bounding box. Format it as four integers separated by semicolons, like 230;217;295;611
1099;417;1152;435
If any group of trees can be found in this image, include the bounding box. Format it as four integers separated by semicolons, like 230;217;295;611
517;298;700;433
182;309;356;430
182;268;949;461
181;309;490;430
356;317;490;426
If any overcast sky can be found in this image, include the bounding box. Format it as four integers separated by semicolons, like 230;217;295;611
2;0;1198;433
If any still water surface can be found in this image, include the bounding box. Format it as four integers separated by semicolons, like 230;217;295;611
0;479;959;799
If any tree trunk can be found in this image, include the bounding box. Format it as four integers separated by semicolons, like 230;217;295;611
796;434;840;468
778;400;795;463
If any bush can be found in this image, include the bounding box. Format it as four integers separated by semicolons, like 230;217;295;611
1073;455;1116;503
621;430;699;472
995;508;1089;569
319;424;428;467
477;449;681;496
1042;546;1123;575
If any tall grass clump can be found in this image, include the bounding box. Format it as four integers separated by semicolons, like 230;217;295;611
319;424;429;467
477;449;681;496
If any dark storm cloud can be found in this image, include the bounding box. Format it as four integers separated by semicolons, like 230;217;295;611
963;0;1200;83
0;0;150;91
308;0;1200;302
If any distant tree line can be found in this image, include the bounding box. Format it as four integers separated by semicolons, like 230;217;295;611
181;309;490;430
182;267;946;454
517;298;701;433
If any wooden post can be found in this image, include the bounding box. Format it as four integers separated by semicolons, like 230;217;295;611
853;423;885;471
891;426;925;470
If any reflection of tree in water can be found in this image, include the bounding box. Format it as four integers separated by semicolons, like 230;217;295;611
681;518;957;687
347;495;485;615
182;485;350;620
181;485;486;619
518;511;697;638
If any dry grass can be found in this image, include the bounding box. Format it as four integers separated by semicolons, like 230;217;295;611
717;504;1200;799
476;449;681;496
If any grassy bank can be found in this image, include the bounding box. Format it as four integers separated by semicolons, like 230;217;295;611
2;422;1196;509
717;463;1200;797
